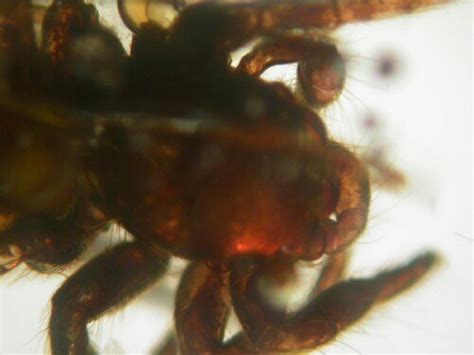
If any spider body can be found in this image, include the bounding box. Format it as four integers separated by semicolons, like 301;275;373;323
0;0;447;354
91;118;346;262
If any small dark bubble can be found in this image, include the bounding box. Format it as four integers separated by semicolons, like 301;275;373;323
375;50;401;79
360;114;380;131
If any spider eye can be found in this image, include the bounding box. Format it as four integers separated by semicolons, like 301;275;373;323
118;0;181;32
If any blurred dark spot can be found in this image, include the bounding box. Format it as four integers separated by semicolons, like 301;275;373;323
361;114;379;131
375;51;401;79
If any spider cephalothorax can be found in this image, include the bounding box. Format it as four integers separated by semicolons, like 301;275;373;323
0;1;446;354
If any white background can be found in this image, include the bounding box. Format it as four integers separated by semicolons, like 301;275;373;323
1;1;472;354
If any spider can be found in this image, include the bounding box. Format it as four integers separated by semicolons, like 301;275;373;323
0;0;454;354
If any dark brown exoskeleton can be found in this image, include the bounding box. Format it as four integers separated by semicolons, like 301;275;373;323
0;0;447;354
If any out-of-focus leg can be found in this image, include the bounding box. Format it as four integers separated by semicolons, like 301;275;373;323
49;241;169;355
0;202;106;276
0;215;88;275
170;0;448;57
40;0;126;105
41;0;99;64
257;0;449;30
230;252;437;352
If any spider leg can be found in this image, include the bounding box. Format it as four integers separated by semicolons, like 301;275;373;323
171;0;447;57
0;200;106;275
313;250;349;295
128;31;329;135
174;262;230;354
230;252;438;352
151;265;227;355
237;37;328;77
251;0;449;30
316;144;370;255
49;241;169;355
41;0;99;65
0;216;93;275
41;0;126;105
224;252;349;353
238;36;346;107
293;144;369;261
173;262;257;354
